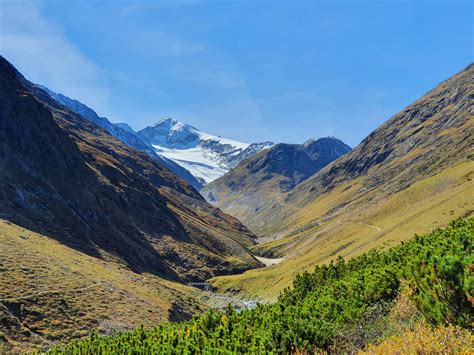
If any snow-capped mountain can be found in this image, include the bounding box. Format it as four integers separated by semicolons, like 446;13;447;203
37;87;272;187
138;118;273;184
38;86;202;190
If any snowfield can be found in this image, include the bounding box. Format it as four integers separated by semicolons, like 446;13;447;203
153;145;232;183
138;118;271;185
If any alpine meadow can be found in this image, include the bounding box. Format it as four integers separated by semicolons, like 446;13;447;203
0;0;472;353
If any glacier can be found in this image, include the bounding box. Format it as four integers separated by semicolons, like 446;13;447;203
138;118;273;184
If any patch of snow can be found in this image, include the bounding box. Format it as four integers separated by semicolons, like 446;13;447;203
255;256;284;267
197;131;249;150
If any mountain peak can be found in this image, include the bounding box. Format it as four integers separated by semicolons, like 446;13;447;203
33;85;203;190
201;135;350;222
152;117;198;131
137;120;273;184
114;122;135;133
154;117;180;126
139;118;200;150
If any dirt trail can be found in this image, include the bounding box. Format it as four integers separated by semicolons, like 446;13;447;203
357;222;382;232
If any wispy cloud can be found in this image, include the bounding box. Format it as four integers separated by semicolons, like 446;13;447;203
0;0;264;143
117;1;206;57
0;0;110;114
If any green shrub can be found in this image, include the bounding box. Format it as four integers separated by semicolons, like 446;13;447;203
47;218;473;354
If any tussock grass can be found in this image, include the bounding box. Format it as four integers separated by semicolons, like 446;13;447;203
0;220;203;352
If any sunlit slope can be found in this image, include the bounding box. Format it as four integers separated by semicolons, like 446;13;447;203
211;63;473;300
212;161;473;300
0;220;204;353
248;64;473;237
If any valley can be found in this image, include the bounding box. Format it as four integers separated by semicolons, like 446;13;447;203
212;160;473;299
0;44;472;353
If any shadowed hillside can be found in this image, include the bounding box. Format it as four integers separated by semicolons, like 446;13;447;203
0;56;262;284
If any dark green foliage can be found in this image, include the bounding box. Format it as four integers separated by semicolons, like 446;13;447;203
48;218;473;354
403;219;473;326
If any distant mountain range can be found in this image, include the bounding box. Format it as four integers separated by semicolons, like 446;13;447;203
137;118;274;184
38;86;203;190
36;88;274;188
38;86;354;192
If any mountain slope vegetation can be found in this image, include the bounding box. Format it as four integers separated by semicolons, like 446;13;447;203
48;218;473;353
0;219;204;352
0;55;271;351
202;137;351;224
212;62;473;298
0;56;262;282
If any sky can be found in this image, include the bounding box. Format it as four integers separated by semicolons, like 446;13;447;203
0;0;472;147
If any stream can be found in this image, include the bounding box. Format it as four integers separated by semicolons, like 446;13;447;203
200;256;284;311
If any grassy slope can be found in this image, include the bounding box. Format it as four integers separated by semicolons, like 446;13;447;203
211;160;474;300
0;220;205;353
244;64;473;238
211;64;473;300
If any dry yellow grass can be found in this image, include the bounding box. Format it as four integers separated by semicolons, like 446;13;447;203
0;220;204;352
364;324;473;354
211;160;474;300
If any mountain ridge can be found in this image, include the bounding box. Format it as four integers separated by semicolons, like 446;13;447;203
36;86;203;190
202;137;351;224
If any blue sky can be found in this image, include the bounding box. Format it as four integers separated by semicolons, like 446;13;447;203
1;0;472;146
